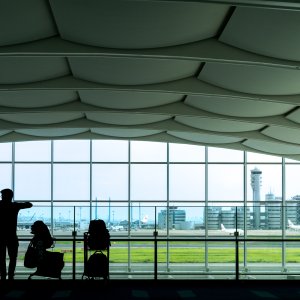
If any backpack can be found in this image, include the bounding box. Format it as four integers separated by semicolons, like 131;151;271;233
85;250;108;278
87;219;110;250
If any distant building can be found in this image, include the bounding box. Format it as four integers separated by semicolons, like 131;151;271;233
207;207;221;229
287;195;300;225
265;192;281;229
158;207;186;229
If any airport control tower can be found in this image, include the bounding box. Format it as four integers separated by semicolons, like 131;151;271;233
251;167;262;229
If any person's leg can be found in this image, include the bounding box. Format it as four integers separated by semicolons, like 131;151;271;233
0;242;7;280
7;238;18;280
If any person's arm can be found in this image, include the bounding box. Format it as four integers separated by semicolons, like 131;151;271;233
16;202;33;209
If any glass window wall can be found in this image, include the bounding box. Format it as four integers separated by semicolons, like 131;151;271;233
1;140;300;279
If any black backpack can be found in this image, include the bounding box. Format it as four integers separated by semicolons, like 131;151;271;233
85;250;109;279
87;219;110;250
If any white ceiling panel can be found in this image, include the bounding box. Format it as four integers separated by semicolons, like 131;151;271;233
243;139;300;155
0;0;57;46
168;131;243;144
79;90;182;109
175;116;263;132
91;128;162;138
261;126;300;144
0;57;70;84
69;57;200;85
220;7;300;61
0;113;84;125
86;112;171;126
0;90;77;108
185;95;294;117
50;0;229;49
16;128;88;137
198;63;300;95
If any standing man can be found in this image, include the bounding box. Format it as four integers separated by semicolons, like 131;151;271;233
0;189;33;280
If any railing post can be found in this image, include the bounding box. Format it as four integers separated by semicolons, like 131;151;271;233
235;231;239;280
154;206;158;280
72;230;76;280
235;206;239;280
154;230;158;280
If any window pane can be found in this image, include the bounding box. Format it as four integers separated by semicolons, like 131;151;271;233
285;164;300;200
247;151;282;163
53;164;90;200
130;141;167;162
53;140;90;161
169;143;204;162
92;140;128;162
208;165;244;201
0;163;12;191
92;164;128;201
247;165;282;201
14;164;51;200
53;205;75;235
169;164;205;200
15;141;51;161
247;164;282;231
208;147;243;162
131;164;167;200
18;204;50;234
0;142;12;161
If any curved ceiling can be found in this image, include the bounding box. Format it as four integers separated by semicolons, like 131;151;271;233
1;0;300;160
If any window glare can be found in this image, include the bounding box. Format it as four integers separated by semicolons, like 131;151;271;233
247;151;282;163
15;164;51;200
0;164;12;191
169;143;204;162
15;141;51;161
208;147;243;162
53;140;90;161
53;164;90;200
92;140;128;162
0;142;12;161
131;141;167;162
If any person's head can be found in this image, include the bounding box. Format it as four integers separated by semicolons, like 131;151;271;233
31;220;53;248
31;220;48;235
1;188;13;202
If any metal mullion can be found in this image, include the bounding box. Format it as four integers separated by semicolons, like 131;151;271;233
128;140;131;272
282;157;286;270
167;143;170;272
243;151;247;270
205;146;208;271
51;140;54;236
12;142;15;193
89;140;92;221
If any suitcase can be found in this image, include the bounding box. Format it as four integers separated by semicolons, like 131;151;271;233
82;232;110;280
28;251;64;280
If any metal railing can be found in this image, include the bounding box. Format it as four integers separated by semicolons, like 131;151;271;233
15;234;300;281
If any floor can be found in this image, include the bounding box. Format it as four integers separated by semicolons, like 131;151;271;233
0;280;300;299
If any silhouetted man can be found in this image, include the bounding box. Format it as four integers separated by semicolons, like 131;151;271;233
0;189;32;280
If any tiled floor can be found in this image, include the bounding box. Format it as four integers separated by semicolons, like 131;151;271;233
1;280;300;299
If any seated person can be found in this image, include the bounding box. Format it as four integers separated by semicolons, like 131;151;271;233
30;220;54;263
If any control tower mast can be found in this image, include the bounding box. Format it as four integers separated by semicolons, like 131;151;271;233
251;167;262;229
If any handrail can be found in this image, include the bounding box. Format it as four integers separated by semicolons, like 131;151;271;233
18;235;300;280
